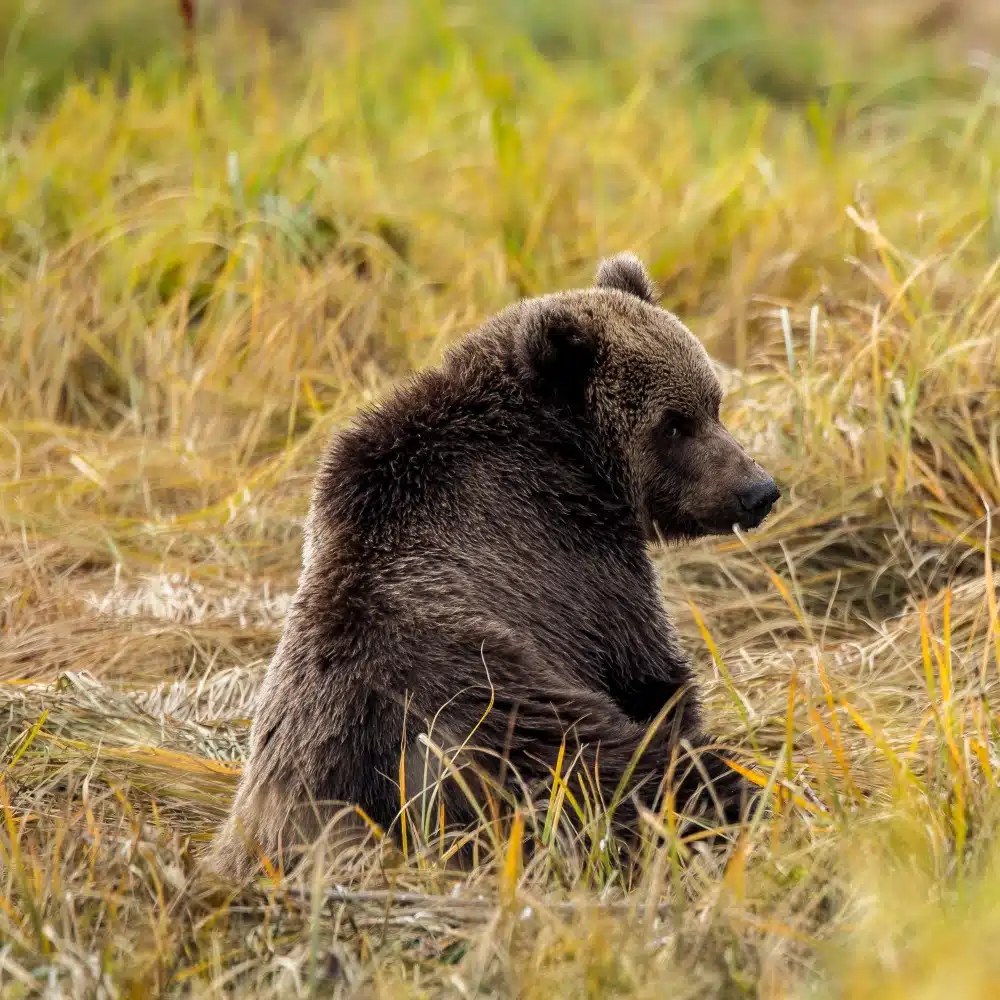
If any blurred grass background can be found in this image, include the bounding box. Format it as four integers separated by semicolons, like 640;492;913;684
1;1;999;997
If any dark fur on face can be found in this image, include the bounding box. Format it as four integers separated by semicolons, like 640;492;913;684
208;253;779;880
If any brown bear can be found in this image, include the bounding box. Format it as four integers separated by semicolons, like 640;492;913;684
209;253;779;880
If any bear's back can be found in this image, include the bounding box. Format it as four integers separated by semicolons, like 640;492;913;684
296;336;672;703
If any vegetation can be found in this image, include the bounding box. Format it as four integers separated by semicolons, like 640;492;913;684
1;0;999;995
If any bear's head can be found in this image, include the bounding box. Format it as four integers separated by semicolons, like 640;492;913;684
516;252;780;541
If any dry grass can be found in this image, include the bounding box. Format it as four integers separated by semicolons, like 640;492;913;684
2;1;1000;996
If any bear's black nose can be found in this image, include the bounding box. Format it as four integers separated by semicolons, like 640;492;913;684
737;478;780;524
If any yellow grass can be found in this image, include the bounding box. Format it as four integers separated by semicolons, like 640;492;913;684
1;0;1000;995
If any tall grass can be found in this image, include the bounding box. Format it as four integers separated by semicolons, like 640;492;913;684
1;0;999;996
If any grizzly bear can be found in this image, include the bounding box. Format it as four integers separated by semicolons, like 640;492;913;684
209;253;779;880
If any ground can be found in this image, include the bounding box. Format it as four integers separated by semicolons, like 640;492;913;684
1;1;1000;997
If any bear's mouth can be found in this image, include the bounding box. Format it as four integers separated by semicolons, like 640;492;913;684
692;504;775;536
733;506;772;532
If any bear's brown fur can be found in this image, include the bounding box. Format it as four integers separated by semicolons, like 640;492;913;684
209;253;779;880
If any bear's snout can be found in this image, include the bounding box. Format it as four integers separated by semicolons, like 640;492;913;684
736;476;780;529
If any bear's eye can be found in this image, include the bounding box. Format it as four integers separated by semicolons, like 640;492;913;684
661;412;690;440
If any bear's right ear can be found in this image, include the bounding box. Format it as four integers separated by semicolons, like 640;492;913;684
595;252;657;303
516;304;599;400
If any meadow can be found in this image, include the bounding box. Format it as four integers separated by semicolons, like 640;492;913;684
1;1;1000;995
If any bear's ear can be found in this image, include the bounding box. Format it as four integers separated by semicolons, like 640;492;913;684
516;303;599;399
595;252;657;303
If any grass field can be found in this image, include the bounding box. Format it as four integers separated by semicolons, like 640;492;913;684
2;1;1000;995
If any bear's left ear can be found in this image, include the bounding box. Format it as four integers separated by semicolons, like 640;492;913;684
516;303;599;400
595;252;657;304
